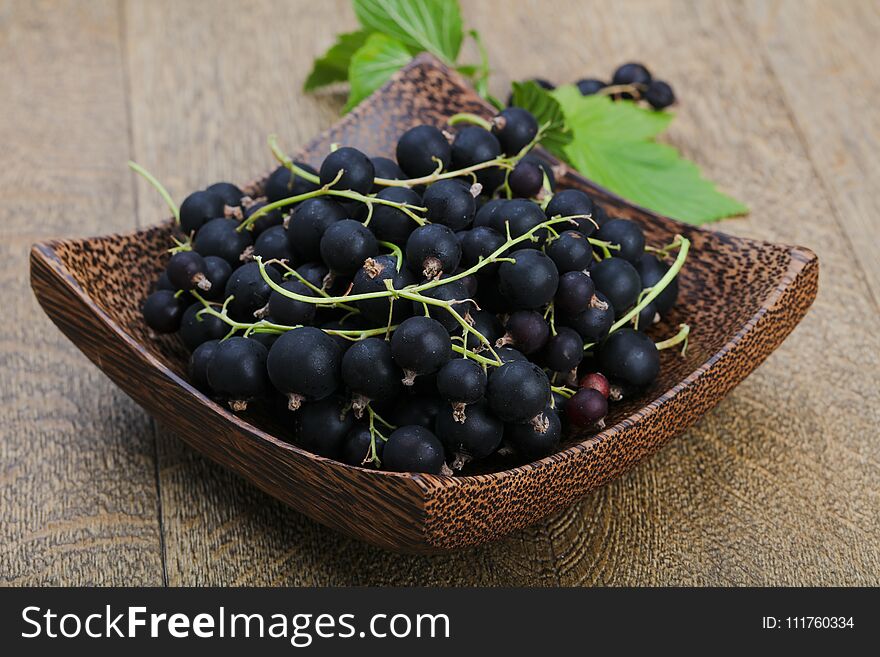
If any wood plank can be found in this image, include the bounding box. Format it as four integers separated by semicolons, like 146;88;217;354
459;0;880;585
0;0;164;585
746;0;880;308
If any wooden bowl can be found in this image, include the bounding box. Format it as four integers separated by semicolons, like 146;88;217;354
30;55;818;553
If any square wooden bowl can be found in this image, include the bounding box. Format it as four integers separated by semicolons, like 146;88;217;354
30;55;818;553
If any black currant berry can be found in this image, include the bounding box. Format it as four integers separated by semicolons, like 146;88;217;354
561;291;615;342
498;310;550;354
370;156;406;189
591;256;641;316
179;190;225;235
506;405;562;460
636;300;659;329
436;358;486;407
458;226;505;272
264;162;320;204
243;201;283;236
465;309;504;351
205;182;244;207
612;62;652;92
188;339;219;392
492;107;539;155
541;327;584;373
451;126;503;192
224;261;283;321
487;360;551;423
555;270;596;316
579;372;611;399
576;78;606;96
156;271;174;292
193;217;253;266
266;279;316;326
497;198;547;242
295;261;329;289
422;179;476;231
251;224;295;268
635;254;679;314
545;230;593;273
472;198;508;230
201;256;232;301
414;278;474;333
351;255;414;324
383;425;446;474
390;316;452;384
435;399;503;469
396;125;451;178
645;80;675;109
267;326;343;410
522;154;556;190
340;425;385;467
319;147;374;195
495;346;529;364
405;223;461;279
179;302;227;351
498;249;559;309
474;271;510;314
565;388;608;427
206;337;270;411
292;395;353;459
143;289;185;333
591;204;609;228
165;251;211;292
389;394;442;430
504;407;562;461
544;189;596;237
595;218;645;263
368;187;423;244
341;337;402;409
508;160;544;198
286;197;347;262
597;328;660;387
319;219;379;275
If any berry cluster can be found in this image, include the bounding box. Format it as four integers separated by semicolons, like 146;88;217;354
512;62;676;110
139;106;689;475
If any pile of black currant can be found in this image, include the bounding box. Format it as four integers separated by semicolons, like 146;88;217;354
138;105;690;475
512;62;676;110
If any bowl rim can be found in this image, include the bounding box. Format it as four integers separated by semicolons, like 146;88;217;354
31;54;819;495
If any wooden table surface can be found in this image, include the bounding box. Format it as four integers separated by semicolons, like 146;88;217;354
2;0;878;586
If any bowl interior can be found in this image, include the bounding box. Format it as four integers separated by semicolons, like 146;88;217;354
47;56;793;474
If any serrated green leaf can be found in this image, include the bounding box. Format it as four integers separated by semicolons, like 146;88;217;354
552;86;672;141
303;30;372;91
352;0;463;64
511;81;572;155
551;85;747;223
344;33;413;112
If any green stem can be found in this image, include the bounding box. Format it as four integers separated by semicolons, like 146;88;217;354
378;241;404;271
655;323;690;356
373;156;515;188
267;134;321;185
551;385;576;399
128;161;179;222
589;238;619;259
447;112;493;131
239;187;426;232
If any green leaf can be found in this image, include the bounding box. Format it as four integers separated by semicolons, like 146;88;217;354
511;81;572;155
345;33;413;112
551;85;748;223
352;0;463;64
303;30;372;91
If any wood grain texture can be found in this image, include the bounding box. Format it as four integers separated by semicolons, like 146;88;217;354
4;0;878;584
745;0;880;308
0;0;163;585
